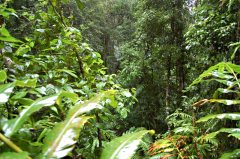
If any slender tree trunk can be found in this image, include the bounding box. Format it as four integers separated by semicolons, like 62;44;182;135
165;53;171;132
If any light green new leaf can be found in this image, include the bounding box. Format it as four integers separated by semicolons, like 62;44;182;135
0;152;29;159
40;91;114;159
15;79;37;88
0;83;15;104
101;130;154;159
0;70;7;82
3;94;59;137
220;149;240;159
197;113;240;123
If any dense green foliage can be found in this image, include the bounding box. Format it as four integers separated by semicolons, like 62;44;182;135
0;0;240;158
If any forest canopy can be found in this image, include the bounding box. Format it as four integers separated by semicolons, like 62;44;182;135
0;0;240;158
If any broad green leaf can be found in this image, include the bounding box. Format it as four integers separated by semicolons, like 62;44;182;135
100;130;154;159
15;79;37;88
11;91;27;100
0;152;29;159
197;113;240;123
3;94;59;137
220;149;240;159
0;83;15;104
39;92;112;159
0;70;7;82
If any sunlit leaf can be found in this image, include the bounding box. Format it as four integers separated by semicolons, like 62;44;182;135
0;70;7;82
209;99;240;105
39;116;91;159
220;149;240;159
0;83;15;104
197;113;240;123
101;130;154;159
15;79;37;88
0;152;29;159
39;91;113;159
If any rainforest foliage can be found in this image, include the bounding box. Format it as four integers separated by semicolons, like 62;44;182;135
0;0;240;158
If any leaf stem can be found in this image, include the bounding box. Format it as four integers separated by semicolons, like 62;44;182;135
0;132;32;159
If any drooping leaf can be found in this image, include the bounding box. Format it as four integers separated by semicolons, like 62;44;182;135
220;149;240;159
197;113;240;123
0;83;15;104
203;128;240;140
3;94;59;137
100;130;155;159
39;91;114;159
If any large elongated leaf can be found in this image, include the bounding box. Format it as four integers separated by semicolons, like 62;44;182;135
101;130;154;159
0;83;15;104
39;116;91;159
209;99;240;105
39;91;114;159
197;113;240;123
3;94;59;137
188;62;240;88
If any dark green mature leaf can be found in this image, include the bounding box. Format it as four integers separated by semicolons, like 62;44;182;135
3;94;59;137
101;130;154;159
220;149;240;159
75;0;85;10
0;83;15;104
40;91;115;159
0;152;29;159
197;113;240;123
